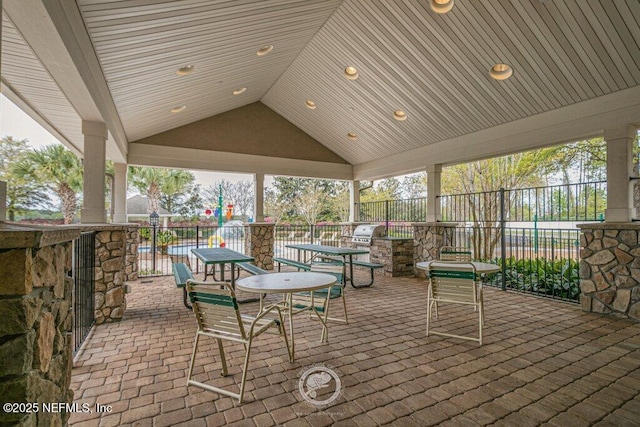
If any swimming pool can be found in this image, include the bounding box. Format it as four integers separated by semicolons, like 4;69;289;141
138;244;199;255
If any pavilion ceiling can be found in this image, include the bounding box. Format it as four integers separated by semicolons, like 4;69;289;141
2;0;640;176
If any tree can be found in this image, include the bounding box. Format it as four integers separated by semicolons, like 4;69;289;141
13;144;82;224
0;136;49;220
294;182;326;225
265;187;286;223
177;184;206;220
129;167;194;215
270;177;342;223
441;150;554;259
205;179;255;221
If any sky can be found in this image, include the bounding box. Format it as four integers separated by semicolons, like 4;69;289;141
0;94;258;188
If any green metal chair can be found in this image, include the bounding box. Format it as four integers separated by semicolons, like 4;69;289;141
427;262;484;345
186;280;290;403
439;246;473;261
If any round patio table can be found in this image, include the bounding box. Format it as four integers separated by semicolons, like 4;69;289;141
236;272;337;362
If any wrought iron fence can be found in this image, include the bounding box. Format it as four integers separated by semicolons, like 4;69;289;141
451;225;581;302
138;225;248;277
441;182;606;223
356;198;427;227
73;231;96;354
274;224;343;260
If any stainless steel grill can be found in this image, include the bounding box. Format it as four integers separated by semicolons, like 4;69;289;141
351;224;386;245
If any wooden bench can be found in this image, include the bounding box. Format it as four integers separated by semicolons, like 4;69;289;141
273;257;311;272
172;263;194;309
236;262;269;275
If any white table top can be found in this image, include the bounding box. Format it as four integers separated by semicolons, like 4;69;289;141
416;261;500;273
236;272;337;294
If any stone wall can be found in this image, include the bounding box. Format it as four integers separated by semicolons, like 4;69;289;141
413;222;456;277
245;223;275;270
370;238;414;277
75;224;138;324
124;225;139;281
0;223;79;426
578;223;640;321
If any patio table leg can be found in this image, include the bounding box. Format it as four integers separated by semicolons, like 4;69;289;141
182;288;192;310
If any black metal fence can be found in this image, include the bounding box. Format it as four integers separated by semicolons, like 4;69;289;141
137;223;346;277
138;225;248;277
441;182;606;223
451;225;581;302
356;198;427;227
274;224;343;260
74;232;96;354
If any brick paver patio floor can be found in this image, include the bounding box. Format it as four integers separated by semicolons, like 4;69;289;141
70;269;640;426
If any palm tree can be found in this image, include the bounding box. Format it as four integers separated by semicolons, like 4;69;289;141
0;136;49;220
128;167;194;215
13;144;83;224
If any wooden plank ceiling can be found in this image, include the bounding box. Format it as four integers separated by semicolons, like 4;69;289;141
1;14;84;153
65;0;640;165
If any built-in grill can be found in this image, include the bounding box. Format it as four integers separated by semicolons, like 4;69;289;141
351;224;386;246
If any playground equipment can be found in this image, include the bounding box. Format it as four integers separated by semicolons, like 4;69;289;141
208;235;225;248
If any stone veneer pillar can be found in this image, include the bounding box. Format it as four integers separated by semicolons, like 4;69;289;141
0;222;80;426
245;223;275;270
75;224;139;324
577;223;640;321
413;222;456;277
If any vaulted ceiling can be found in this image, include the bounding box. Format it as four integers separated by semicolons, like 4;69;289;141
2;0;640;180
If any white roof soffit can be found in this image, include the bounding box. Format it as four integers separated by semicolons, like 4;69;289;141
3;0;127;162
354;86;640;180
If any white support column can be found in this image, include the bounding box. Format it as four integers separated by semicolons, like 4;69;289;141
113;163;127;223
349;180;360;222
604;127;635;222
254;172;265;222
81;120;108;223
426;164;442;222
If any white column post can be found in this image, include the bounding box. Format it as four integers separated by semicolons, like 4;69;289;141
81;120;108;223
254;172;265;222
604;127;635;222
349;180;360;222
113;163;127;223
426;164;442;222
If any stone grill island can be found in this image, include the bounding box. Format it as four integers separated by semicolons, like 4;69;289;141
0;222;80;426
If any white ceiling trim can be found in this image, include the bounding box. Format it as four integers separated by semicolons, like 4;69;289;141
128;143;353;181
354;86;640;180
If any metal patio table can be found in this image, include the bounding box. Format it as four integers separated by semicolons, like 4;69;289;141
236;272;337;362
285;243;370;288
190;247;259;303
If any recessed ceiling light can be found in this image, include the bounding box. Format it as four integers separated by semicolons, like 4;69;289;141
344;66;359;80
233;87;247;95
305;100;317;110
347;132;358;140
431;0;454;14
257;45;274;56
393;110;407;121
176;65;195;76
171;105;186;113
490;63;513;80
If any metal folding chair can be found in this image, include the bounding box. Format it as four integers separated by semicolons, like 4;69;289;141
427;262;484;345
186;280;290;403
